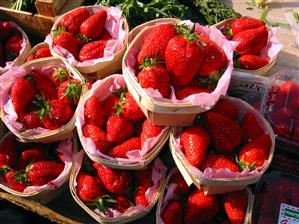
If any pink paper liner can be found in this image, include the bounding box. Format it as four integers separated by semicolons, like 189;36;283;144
73;150;167;218
0;62;82;136
260;27;283;61
45;6;127;68
124;20;237;110
76;74;169;165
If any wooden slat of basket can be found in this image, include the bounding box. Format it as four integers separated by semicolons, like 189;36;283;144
35;0;66;17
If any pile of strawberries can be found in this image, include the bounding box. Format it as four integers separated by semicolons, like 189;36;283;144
26;45;51;62
82;87;165;159
161;172;249;224
223;17;270;70
10;67;82;131
0;135;65;192
134;23;228;100
54;8;114;62
76;156;156;213
0;22;24;67
179;98;272;173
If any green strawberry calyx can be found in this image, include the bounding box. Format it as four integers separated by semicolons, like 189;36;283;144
13;170;29;184
87;195;117;212
0;166;12;176
33;95;51;119
76;33;92;44
236;156;256;171
139;57;163;70
52;27;66;39
53;67;69;83
175;24;206;47
61;80;82;104
113;88;128;116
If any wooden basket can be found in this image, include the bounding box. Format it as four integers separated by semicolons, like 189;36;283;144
49;5;129;81
169;96;275;195
0;132;78;204
23;42;52;62
0;57;87;143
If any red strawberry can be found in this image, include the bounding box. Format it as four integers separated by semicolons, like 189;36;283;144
180;126;210;167
231;17;265;36
79;40;106;62
0;22;12;41
51;67;69;86
59;8;90;34
161;201;183;224
200;153;239;173
0;42;5;67
165;35;204;86
223;190;248;224
238;134;271;170
84;95;105;127
135;186;149;207
20;111;41;129
106;115;135;144
11;76;36;115
53;31;78;58
99;29;112;41
0;136;17;169
241;113;264;143
103;95;120;116
140;119;164;148
25;54;36;62
5;33;23;61
35;47;51;59
108;137;141;159
80;10;107;40
204;111;242;154
77;171;106;202
21;148;48;166
279;81;299;98
121;92;144;121
232;25;268;55
184;189;219;224
212;99;238;121
30;71;57;100
137;58;170;98
5;170;28;192
196;34;227;77
169;172;189;196
137;24;177;64
135;166;152;188
112;196;131;212
57;79;82;106
175;85;212;100
237;55;269;70
93;163;132;195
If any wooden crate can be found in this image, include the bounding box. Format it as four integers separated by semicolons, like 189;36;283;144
35;0;66;17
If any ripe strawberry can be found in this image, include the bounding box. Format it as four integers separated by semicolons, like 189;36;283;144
93;163;132;195
180;126;210;167
165;35;204;86
175;85;212;100
99;29;112;41
112;196;131;212
77;171;106;202
137;58;170;98
232;25;268;55
135;186;149;207
51;67;69;86
57;79;82;106
184;189;219;224
169;172;189;196
84;95;105;127
120;92;144;121
5;33;23;61
279;81;299;98
0;136;17;169
231;17;265;36
140;119;164;148
35;47;51;59
0;21;12;41
59;8;90;34
53;31;78;59
196;34;227;77
80;10;107;40
108;137;141;159
30;71;57;100
237;54;269;70
21;147;48;166
5;170;28;192
79;40;106;62
25;54;36;62
161;201;183;224
137;24;177;64
224;190;248;224
200;153;240;173
212;99;238;121
241;113;264;143
20;111;41;129
135;166;152;188
238;134;271;170
11;76;36;115
204;111;242;154
103;95;120;116
106;115;135;144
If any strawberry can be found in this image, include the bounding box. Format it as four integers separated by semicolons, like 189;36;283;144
232;25;268;55
106;115;135;144
137;24;177;64
5;170;28;192
161;201;183;224
134;186;149;207
80;10;107;40
20;148;48;166
169;172;189;196
180;126;210;167
35;47;51;59
93;163;132;195
212;99;238;121
53;31;78;59
79;40;106;62
57;79;82;106
0;136;17;169
204;111;241;154
108;137;141;159
237;54;269;70
20;111;41;129
111;196;131;212
140;119;164;148
223;190;248;224
238;134;271;170
120;92;144;121
30;71;57;100
51;67;69;86
59;8;90;34
11;76;36;115
84;95;105;127
200;153;239;173
82;123;111;153
0;42;5;67
135;166;152;188
76;171;106;203
184;189;219;224
25;54;36;62
196;34;227;77
137;58;170;98
241;113;264;143
279;81;299;98
0;22;12;41
99;29;112;41
165;34;204;86
103;95;120;116
5;33;23;61
231;17;265;36
175;85;212;100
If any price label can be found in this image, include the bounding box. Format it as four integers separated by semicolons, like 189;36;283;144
278;203;299;224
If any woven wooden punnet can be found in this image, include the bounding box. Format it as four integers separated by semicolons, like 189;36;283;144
169;96;275;195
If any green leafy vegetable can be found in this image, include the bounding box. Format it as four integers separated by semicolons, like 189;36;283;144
10;0;36;12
